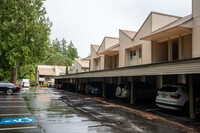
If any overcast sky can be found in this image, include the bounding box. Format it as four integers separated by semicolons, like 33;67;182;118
44;0;192;58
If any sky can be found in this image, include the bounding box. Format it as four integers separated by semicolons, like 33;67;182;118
44;0;192;58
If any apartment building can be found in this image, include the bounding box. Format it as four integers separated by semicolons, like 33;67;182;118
68;58;89;74
56;0;200;119
35;65;66;86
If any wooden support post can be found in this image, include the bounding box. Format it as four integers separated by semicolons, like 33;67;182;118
118;77;121;85
140;76;145;82
68;79;70;91
102;78;106;98
168;38;172;61
156;75;163;89
189;75;196;119
130;77;134;104
75;79;78;92
178;35;182;60
178;74;186;84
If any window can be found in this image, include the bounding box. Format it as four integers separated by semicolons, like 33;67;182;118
130;50;136;60
76;69;78;73
96;60;99;66
139;48;142;58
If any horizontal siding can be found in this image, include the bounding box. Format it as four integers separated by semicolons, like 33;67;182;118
55;58;200;79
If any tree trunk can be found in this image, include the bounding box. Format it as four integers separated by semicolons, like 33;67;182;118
10;62;18;84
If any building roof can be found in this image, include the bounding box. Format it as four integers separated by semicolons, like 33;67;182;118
141;14;193;41
38;68;56;76
153;14;192;34
91;45;100;52
75;58;89;68
38;65;66;76
120;29;137;39
57;66;66;73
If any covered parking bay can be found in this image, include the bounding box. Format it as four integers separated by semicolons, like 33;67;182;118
55;57;200;119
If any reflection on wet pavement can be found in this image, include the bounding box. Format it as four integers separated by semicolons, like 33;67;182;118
23;88;118;133
1;88;198;133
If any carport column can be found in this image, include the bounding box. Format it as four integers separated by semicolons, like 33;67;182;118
156;75;163;89
68;79;70;91
130;76;134;104
140;76;145;82
189;75;196;119
178;74;186;84
178;35;182;60
168;38;172;61
102;78;106;98
118;77;121;85
75;79;78;92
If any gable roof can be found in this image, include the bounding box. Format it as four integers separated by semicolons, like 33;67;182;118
153;14;192;34
120;29;137;39
97;36;119;54
132;11;181;40
91;44;100;52
38;68;56;76
141;14;193;41
75;58;89;68
37;65;66;76
57;66;66;73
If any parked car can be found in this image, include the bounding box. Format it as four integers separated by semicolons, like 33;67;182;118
91;87;102;96
115;82;156;102
85;84;93;94
48;82;55;88
156;84;189;111
0;81;20;95
78;84;86;93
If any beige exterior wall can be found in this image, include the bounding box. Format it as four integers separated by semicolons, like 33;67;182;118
152;41;168;63
152;13;179;32
105;38;119;49
119;30;134;67
133;15;152;65
152;35;192;63
192;0;200;57
73;59;82;73
104;54;119;69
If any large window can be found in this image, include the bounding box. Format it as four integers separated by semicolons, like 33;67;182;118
130;50;136;60
139;48;142;58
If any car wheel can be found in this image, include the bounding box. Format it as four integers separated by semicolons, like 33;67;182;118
115;87;122;96
7;89;13;95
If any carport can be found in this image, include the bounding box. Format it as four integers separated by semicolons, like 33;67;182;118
54;57;200;119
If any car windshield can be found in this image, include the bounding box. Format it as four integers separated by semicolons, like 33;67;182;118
159;86;178;92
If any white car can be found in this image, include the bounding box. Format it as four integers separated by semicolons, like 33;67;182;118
156;84;189;111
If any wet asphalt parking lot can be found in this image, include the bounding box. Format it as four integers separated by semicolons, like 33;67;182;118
0;87;199;133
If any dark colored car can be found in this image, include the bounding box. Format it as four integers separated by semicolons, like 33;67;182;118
78;84;86;93
0;82;20;95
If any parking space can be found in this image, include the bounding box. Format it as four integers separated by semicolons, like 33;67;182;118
0;93;40;132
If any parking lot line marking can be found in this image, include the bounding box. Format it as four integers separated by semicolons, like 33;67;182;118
0;126;37;131
0;113;32;116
